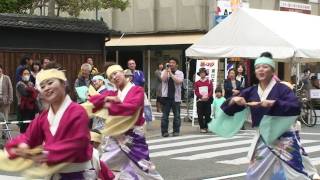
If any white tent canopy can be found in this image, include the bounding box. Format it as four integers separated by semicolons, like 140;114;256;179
186;8;320;62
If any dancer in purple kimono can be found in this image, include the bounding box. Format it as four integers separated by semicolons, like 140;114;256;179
88;65;163;180
221;57;320;180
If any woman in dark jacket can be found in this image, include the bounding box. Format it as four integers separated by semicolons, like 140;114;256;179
224;68;241;99
16;67;39;133
236;63;249;89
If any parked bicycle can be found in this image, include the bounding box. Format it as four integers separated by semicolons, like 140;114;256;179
295;82;317;127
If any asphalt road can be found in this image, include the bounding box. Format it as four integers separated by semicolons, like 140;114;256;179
148;126;320;180
0;118;319;180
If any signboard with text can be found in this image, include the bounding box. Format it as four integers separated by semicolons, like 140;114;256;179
310;89;320;99
280;1;311;14
192;60;219;124
215;0;249;24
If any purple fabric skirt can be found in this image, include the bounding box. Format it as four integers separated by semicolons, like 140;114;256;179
50;169;96;180
59;171;84;180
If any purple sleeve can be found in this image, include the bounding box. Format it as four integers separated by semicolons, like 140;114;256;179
269;85;301;116
140;71;145;84
221;87;252;115
134;71;145;86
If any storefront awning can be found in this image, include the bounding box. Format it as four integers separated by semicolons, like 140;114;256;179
106;33;205;46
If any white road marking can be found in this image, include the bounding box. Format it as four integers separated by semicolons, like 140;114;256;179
215;139;318;165
205;157;320;180
149;136;245;150
217;151;320;166
0;175;24;180
300;140;320;144
172;142;320;161
217;157;320;166
304;145;320;153
172;147;250;160
239;131;320;136
203;173;246;180
150;139;253;157
311;157;320;165
147;134;212;144
300;132;320;136
217;157;249;165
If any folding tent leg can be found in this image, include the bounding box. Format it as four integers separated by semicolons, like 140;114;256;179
0;113;12;141
4;123;12;140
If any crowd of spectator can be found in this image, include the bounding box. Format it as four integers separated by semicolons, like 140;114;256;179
1;53;320;137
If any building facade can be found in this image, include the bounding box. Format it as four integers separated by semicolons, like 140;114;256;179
36;0;320;98
0;14;111;104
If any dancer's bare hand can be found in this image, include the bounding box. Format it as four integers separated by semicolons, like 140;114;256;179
104;102;111;108
32;153;48;164
246;101;261;107
232;89;240;96
260;100;275;108
14;143;30;158
104;96;120;103
230;97;246;106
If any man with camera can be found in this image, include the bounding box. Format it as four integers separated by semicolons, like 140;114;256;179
160;58;184;137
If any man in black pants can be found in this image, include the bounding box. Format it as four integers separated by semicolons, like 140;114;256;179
160;58;184;137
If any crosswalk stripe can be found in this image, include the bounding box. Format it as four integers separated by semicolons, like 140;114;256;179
217;156;320;166
304;145;320;153
171;140;320;161
214;140;319;165
0;175;24;180
300;132;320;136
149;136;245;150
172;146;250;160
311;157;320;165
203;173;246;180
150;139;253;157
206;157;320;180
217;157;249;165
147;134;212;144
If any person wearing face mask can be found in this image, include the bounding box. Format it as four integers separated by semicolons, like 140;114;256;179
4;65;111;180
16;68;39;133
216;56;320;180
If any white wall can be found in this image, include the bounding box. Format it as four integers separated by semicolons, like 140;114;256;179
30;0;319;34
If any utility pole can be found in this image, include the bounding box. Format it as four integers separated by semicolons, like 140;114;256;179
48;0;55;16
208;0;216;30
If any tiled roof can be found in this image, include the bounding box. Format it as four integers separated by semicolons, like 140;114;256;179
0;13;110;35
